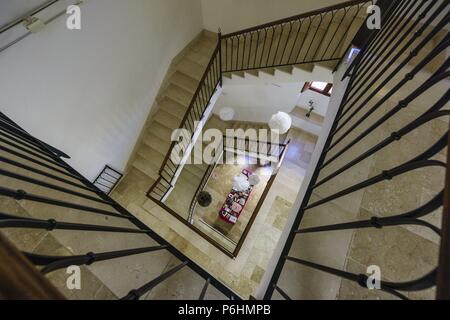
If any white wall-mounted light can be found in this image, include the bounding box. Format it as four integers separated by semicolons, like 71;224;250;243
23;17;45;33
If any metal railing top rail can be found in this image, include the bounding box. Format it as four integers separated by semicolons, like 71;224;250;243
221;0;372;38
0;112;70;159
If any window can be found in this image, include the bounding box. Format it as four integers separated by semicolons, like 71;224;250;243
302;81;333;97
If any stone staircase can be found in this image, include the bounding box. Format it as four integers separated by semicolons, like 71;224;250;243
0;197;117;300
223;63;319;80
163;115;273;216
221;4;369;79
0;126;213;299
120;31;218;199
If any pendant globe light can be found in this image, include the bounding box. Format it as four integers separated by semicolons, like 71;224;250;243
269;112;292;134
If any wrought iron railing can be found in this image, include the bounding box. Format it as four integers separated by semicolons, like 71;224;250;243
148;0;375;203
148;43;222;202
93;165;123;195
2;0;448;301
0;112;240;300
265;0;450;300
220;0;373;74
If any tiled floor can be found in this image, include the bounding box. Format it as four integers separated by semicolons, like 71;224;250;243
192;155;273;252
0;197;117;300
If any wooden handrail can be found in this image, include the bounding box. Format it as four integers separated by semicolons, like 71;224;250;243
437;126;450;300
222;0;371;38
0;232;65;300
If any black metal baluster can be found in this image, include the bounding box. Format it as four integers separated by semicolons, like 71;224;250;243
341;0;433;114
312;10;336;61
287;19;302;64
0;186;129;219
121;261;189;300
266;26;276;67
199;278;211;300
253;30;260;69
304;14;323;62
321;8;348;60
323;56;450;167
272;24;285;66
28;246;168;274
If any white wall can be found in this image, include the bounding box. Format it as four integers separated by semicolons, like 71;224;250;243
201;0;349;34
215;82;302;124
0;0;203;180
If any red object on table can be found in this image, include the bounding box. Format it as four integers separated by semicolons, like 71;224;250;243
219;169;253;225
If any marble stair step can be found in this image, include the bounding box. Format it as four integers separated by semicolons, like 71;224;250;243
147;121;174;142
161;83;195;107
154;109;182;130
294;63;315;72
158;98;187;120
276;66;294;74
178;167;202;187
132;154;160;181
185;50;214;67
315;60;339;70
190;39;218;58
232;71;245;78
169;71;200;94
142;133;171;157
259;68;276;76
245;70;259;77
176;58;206;81
2;202;117;300
138;143;165;163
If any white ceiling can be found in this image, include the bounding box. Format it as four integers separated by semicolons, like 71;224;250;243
0;0;50;29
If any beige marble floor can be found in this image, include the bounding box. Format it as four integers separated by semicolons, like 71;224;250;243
0;197;117;300
192;156;273;252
